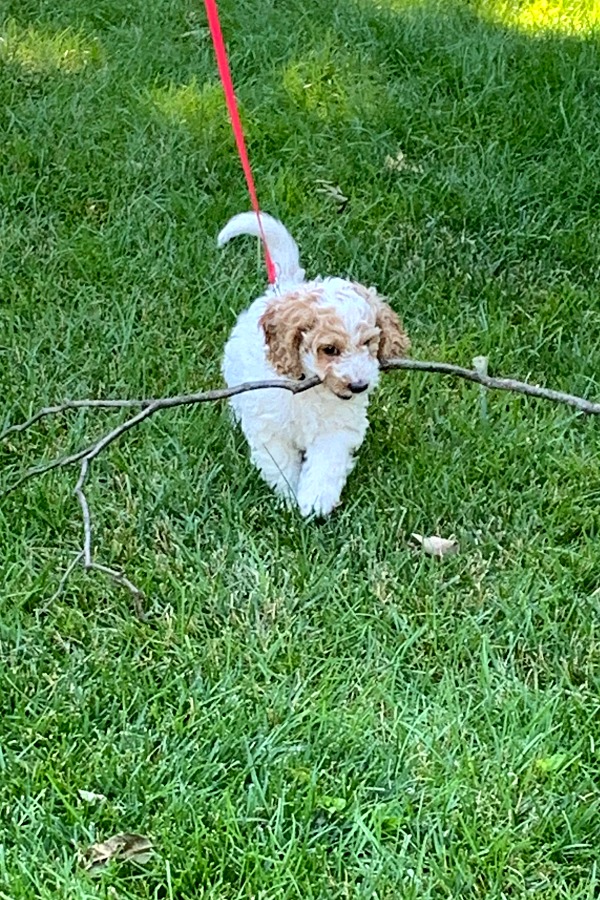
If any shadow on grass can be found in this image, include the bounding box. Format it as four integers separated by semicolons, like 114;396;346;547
2;0;598;264
0;0;598;390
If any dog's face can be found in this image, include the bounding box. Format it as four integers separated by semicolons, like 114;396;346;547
259;280;410;399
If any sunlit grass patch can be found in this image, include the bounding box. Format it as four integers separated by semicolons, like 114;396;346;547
482;0;600;35
281;42;393;123
359;0;600;35
147;78;241;148
150;80;224;127
0;19;102;73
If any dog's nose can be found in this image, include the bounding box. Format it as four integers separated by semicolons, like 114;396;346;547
348;381;369;394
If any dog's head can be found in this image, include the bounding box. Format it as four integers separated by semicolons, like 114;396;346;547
259;279;409;399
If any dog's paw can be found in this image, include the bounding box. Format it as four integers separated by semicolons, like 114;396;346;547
297;484;342;519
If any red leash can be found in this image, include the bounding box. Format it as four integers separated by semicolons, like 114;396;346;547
203;0;276;284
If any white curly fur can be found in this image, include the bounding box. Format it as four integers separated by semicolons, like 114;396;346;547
220;213;409;518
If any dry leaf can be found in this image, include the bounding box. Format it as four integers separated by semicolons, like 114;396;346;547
315;179;349;211
384;148;424;174
410;534;459;558
78;789;107;803
82;833;154;871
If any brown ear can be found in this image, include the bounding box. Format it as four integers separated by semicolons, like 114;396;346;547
375;300;410;361
259;291;318;378
352;282;410;361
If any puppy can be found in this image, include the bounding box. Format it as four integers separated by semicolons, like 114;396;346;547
220;213;409;517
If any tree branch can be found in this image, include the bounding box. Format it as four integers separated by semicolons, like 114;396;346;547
1;375;320;610
0;398;153;441
380;358;600;415
2;358;599;608
1;376;322;497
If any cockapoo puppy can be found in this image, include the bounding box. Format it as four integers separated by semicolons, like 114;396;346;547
220;213;410;517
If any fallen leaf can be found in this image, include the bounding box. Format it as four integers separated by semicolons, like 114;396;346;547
82;833;154;871
78;789;107;803
315;179;349;211
384;148;424;174
410;534;459;558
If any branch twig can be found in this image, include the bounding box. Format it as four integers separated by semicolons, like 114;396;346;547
1;375;320;608
1;376;321;497
0;398;153;441
380;358;600;416
46;551;85;606
2;358;599;607
72;457;147;615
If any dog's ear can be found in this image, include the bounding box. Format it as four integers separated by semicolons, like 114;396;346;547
259;291;318;378
374;300;410;362
353;283;410;362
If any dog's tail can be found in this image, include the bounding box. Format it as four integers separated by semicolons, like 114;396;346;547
217;212;305;284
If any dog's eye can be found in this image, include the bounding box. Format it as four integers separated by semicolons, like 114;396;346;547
322;345;341;357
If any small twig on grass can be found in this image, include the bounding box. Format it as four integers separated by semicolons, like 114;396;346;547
2;359;599;607
73;458;145;619
46;551;85;606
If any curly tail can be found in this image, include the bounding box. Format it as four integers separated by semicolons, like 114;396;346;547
217;212;305;285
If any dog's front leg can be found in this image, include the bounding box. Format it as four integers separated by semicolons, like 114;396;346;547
251;436;303;503
296;434;357;518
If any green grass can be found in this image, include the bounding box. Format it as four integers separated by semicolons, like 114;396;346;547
1;0;600;896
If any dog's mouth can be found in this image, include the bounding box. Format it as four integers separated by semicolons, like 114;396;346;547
322;378;372;400
334;386;371;400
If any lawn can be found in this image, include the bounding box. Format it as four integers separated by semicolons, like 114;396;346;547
1;0;600;896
